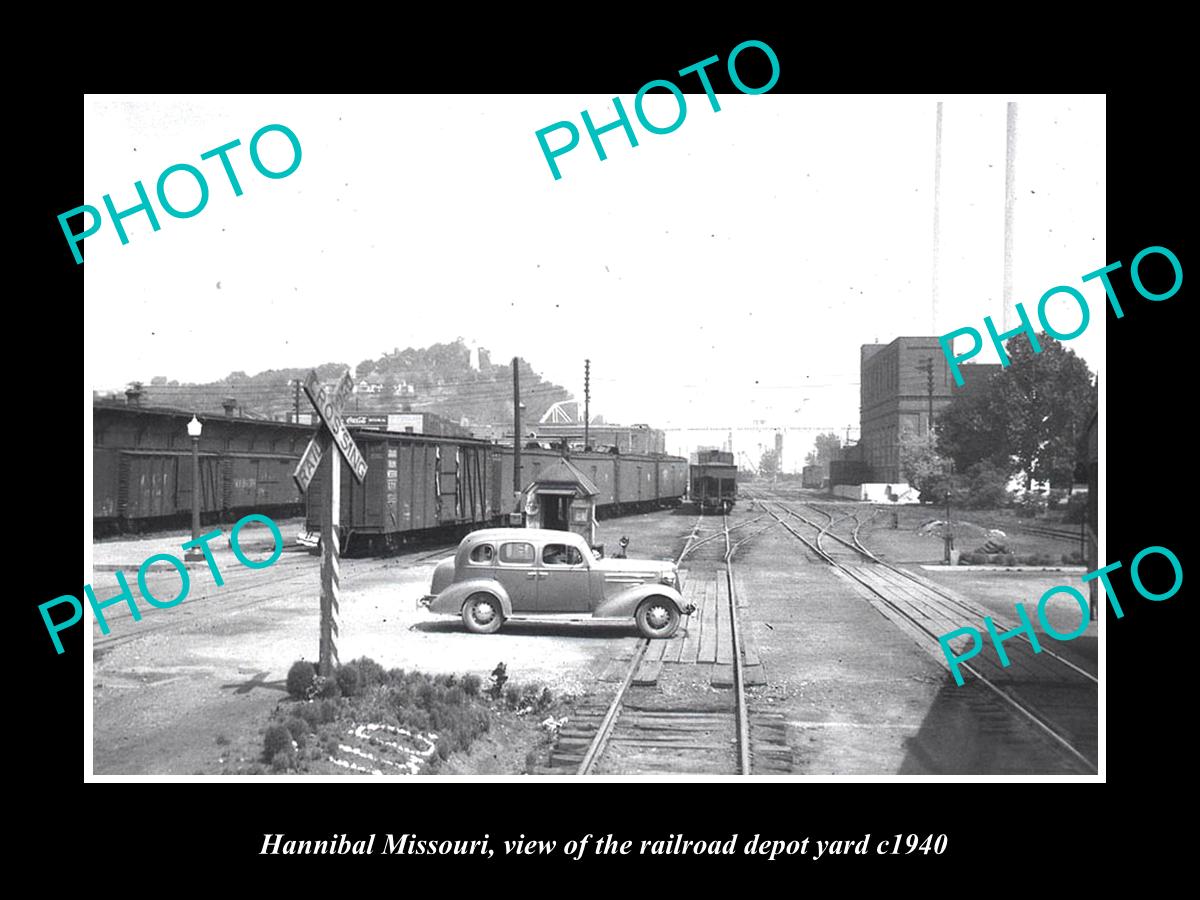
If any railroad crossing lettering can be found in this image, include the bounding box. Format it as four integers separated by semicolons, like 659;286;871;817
293;371;364;491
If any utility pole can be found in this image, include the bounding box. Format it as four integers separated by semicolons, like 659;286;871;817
512;356;521;508
292;379;300;423
583;358;590;451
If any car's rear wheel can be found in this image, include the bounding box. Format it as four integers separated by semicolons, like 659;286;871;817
462;593;504;634
635;597;680;639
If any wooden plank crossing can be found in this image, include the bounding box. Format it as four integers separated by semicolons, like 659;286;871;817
697;580;719;664
715;570;734;666
677;578;705;663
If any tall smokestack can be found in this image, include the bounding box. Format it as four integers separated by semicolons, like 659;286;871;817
1002;102;1018;330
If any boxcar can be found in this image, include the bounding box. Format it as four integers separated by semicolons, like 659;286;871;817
304;431;494;555
802;465;825;489
491;446;686;519
93;402;309;535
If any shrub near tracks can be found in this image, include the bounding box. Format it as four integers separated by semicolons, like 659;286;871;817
237;658;558;775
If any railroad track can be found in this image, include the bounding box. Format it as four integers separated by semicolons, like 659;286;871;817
749;493;1097;774
551;511;791;776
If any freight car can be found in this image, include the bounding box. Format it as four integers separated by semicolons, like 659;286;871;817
93;399;689;550
689;450;737;513
307;438;689;555
492;445;687;520
93;401;309;536
801;465;825;489
302;431;494;556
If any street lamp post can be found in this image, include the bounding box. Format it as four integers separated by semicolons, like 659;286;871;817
185;415;204;561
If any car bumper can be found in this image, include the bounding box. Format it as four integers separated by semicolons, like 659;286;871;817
418;595;436;608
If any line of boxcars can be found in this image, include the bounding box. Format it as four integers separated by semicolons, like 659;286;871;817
93;401;687;554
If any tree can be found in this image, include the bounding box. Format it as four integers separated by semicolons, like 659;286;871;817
899;431;949;500
937;334;1095;490
759;448;780;477
355;358;376;380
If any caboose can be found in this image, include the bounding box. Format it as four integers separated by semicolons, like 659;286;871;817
689;449;737;513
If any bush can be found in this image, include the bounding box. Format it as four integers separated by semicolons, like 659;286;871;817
297;704;322;729
961;461;1012;510
505;686;522;710
354;657;387;688
1014;492;1047;518
1048;488;1068;508
1063;493;1088;524
312;675;341;700
286;661;316;699
284;717;310;748
263;724;294;761
318;700;340;724
271;751;294;773
462;674;482;697
336;663;362;698
539;687;554;710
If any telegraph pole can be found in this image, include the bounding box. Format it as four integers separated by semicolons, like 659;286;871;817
512;357;521;506
292;379;300;423
583;359;590;450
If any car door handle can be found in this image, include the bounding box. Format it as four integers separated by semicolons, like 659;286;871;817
527;572;541;579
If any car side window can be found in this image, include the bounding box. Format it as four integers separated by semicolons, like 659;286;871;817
499;542;535;565
469;544;494;564
542;544;584;566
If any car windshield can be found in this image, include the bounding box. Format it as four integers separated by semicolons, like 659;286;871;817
542;543;584;566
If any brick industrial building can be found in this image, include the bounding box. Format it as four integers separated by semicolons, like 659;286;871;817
860;337;1000;483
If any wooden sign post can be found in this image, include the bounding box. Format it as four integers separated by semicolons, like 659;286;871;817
292;370;368;677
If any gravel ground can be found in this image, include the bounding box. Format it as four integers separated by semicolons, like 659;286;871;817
89;499;1096;776
91;509;695;775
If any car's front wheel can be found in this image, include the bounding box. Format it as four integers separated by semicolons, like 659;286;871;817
462;593;504;634
635;597;681;640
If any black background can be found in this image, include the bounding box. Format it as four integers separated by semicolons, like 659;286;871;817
24;21;1187;881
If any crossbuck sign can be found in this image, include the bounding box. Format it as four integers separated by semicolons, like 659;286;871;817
292;370;368;675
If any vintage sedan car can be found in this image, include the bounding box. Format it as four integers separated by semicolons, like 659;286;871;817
420;528;693;638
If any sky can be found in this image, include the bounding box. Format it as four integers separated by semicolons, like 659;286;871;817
83;94;1105;468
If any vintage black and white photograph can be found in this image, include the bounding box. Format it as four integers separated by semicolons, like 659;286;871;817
83;92;1104;778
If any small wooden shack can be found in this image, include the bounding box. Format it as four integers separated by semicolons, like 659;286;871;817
519;457;599;545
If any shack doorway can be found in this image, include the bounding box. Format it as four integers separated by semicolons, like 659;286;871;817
540;493;571;531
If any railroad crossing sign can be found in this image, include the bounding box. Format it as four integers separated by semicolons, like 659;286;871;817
292;369;368;677
293;371;367;492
